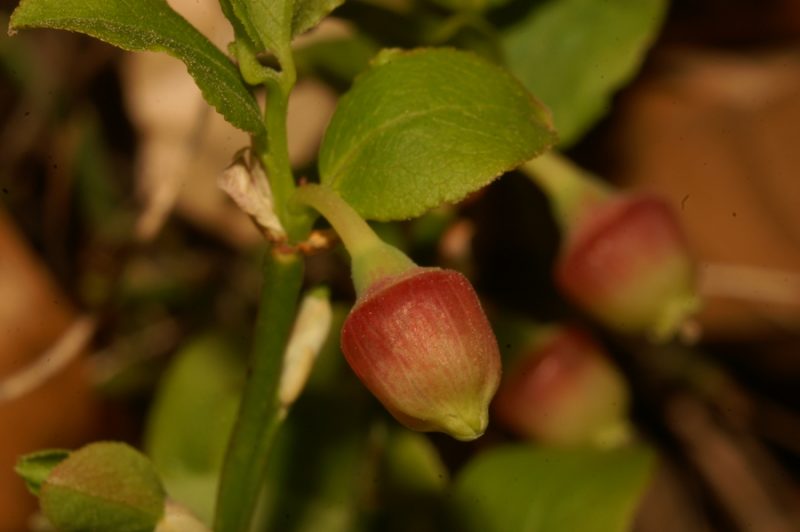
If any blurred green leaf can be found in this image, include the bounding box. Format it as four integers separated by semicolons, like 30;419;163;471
295;35;380;87
450;444;655;532
9;0;265;135
428;0;511;12
259;391;374;532
365;426;448;532
40;442;166;532
382;428;448;496
502;0;666;146
319;47;556;221
144;336;243;525
15;449;70;496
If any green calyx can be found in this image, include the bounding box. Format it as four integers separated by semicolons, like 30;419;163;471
293;184;416;297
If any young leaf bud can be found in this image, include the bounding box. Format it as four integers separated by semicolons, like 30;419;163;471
493;326;631;447
294;184;501;440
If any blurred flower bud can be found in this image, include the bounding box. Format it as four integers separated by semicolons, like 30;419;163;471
556;194;699;340
525;153;699;340
493;326;631;446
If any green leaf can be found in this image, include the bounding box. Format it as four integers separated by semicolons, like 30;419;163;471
15;449;70;496
9;0;264;135
450;445;655;532
502;0;667;146
293;0;346;36
40;441;166;532
225;0;345;62
318;48;556;221
241;0;294;60
144;336;243;525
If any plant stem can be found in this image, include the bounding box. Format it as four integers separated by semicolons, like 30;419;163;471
254;53;312;243
522;151;611;229
294;184;416;297
214;250;304;532
215;47;307;531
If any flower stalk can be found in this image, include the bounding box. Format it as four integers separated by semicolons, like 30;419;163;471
294;184;416;296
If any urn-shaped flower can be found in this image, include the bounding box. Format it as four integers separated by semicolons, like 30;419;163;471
493;326;630;446
341;267;502;441
556;194;699;339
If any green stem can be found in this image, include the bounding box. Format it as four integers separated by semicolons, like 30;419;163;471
214;33;308;532
522;152;612;230
294;184;416;297
214;250;304;532
253;54;312;243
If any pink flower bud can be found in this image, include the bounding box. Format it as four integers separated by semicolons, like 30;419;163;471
493;326;630;446
556;194;699;339
341;268;502;441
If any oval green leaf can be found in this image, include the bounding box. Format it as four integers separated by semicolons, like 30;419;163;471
144;336;243;525
9;0;265;135
40;441;166;532
318;47;556;221
450;444;655;532
502;0;667;146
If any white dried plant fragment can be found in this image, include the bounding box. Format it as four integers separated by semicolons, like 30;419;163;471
218;153;287;241
278;288;332;413
155;501;210;532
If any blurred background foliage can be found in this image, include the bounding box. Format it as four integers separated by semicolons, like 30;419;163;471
2;0;800;530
